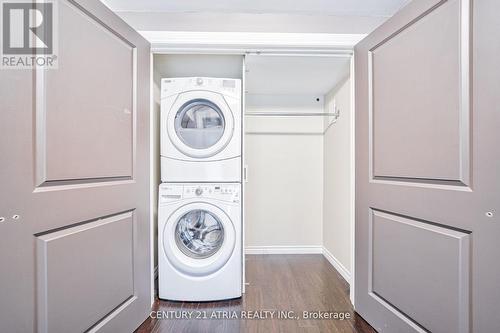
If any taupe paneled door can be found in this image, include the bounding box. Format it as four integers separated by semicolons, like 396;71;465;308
0;0;151;332
355;0;500;332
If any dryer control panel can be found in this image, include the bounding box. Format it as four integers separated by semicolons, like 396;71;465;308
161;77;241;99
159;183;241;204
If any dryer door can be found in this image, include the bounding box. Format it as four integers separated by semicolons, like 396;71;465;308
167;91;235;158
163;202;236;276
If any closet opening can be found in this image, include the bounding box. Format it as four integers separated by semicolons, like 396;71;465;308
243;54;355;301
151;51;355;302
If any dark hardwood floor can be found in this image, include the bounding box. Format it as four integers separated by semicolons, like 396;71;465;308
136;254;376;333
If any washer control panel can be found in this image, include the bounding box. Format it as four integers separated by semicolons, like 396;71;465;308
160;183;241;204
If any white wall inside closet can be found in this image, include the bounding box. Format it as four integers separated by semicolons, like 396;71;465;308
151;54;244;267
245;95;325;251
244;55;351;255
323;77;352;277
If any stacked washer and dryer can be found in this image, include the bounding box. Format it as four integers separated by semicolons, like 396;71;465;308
158;77;242;301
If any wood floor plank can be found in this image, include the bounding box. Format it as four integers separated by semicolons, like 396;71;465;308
136;254;376;333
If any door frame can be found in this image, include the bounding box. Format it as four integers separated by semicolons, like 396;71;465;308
147;31;362;306
144;31;364;55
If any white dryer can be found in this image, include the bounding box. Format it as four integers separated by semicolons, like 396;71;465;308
160;77;241;182
158;183;242;301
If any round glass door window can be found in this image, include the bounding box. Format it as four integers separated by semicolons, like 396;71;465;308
174;99;225;150
175;209;224;259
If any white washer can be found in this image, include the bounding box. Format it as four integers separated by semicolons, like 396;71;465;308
158;183;242;301
160;77;241;182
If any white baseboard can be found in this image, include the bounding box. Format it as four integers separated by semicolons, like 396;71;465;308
245;245;323;255
322;247;351;284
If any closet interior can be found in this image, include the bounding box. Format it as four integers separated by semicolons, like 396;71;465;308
152;53;354;281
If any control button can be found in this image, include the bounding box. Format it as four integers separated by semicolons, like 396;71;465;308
195;188;203;196
196;78;204;85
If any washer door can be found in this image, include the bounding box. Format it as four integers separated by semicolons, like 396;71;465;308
163;202;236;276
167;91;234;158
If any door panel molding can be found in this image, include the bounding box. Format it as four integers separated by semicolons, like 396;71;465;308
34;0;139;187
367;209;470;333
367;0;471;188
65;0;137;49
36;211;137;333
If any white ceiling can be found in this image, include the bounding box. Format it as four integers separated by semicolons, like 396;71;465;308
103;0;409;17
245;55;350;95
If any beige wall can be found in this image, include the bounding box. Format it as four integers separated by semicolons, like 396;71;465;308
153;54;243;79
323;78;352;272
115;11;387;34
244;95;324;248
